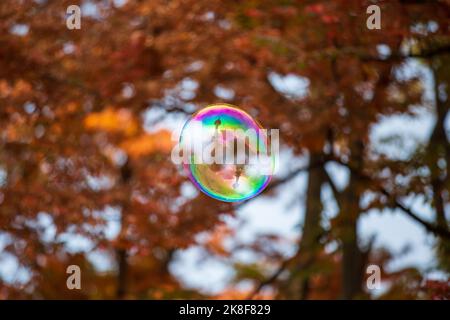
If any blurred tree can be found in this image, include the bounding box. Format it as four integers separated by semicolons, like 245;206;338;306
0;0;448;299
214;0;450;299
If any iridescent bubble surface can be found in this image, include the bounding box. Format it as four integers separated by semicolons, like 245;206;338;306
179;104;274;202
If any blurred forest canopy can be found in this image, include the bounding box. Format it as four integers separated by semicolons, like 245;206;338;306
0;0;449;299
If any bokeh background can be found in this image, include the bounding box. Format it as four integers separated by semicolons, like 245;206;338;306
0;0;449;299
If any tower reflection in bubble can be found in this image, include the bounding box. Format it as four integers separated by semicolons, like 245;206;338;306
179;104;275;202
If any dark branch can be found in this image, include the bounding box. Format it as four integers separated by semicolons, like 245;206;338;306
246;257;293;300
235;158;327;209
332;158;450;240
323;168;343;208
361;44;450;62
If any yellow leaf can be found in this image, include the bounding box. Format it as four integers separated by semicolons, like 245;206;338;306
84;107;138;136
121;130;173;158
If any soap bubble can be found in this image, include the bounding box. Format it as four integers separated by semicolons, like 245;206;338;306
179;104;274;202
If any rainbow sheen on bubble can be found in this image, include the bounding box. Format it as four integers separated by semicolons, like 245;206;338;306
179;104;274;202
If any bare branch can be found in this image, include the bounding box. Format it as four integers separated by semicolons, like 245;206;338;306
323;168;343;209
234;158;327;209
246;256;294;300
332;158;450;240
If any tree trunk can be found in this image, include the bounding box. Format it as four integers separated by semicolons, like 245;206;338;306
115;160;133;299
116;248;128;299
284;153;325;299
429;59;450;272
340;141;365;299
